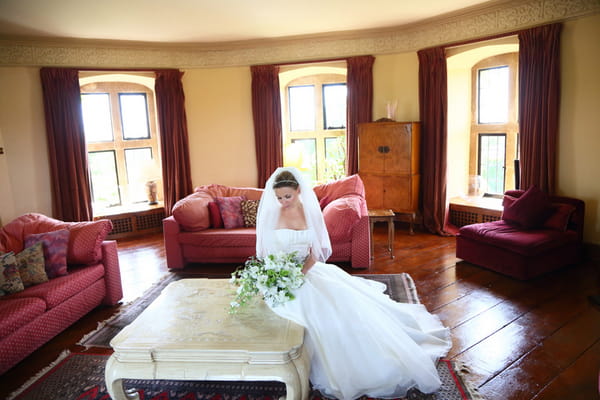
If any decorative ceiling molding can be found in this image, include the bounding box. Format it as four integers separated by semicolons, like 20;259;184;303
0;0;598;68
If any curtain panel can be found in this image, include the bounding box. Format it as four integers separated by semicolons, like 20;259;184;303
155;70;193;216
518;23;562;194
346;55;375;175
417;47;449;235
251;65;283;188
40;68;93;222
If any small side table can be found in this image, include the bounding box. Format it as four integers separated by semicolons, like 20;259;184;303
368;209;395;259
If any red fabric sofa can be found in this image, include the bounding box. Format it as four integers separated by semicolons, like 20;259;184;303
456;189;585;280
0;213;123;375
163;174;371;269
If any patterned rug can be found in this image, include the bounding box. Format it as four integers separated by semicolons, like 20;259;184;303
8;352;479;400
10;273;481;400
78;273;420;348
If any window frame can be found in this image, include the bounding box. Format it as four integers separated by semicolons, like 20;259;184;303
80;81;161;213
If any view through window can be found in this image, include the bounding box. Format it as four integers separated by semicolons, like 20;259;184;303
280;64;347;185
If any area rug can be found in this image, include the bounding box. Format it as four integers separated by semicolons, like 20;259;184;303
8;351;480;400
79;273;420;348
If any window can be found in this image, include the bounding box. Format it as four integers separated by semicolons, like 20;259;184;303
478;134;506;194
80;81;161;213
281;67;347;185
471;53;519;196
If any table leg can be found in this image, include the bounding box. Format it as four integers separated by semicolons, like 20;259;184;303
105;355;141;400
369;220;375;260
387;218;395;259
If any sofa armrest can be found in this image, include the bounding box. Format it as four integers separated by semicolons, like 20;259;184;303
351;215;371;269
101;240;123;305
163;216;185;269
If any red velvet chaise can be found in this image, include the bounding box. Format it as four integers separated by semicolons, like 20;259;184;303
456;187;585;280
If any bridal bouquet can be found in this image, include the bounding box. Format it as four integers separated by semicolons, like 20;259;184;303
229;251;305;313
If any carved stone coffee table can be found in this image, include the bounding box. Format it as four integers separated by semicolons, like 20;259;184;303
105;279;309;400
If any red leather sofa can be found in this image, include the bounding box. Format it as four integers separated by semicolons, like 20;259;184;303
0;213;123;375
456;188;585;280
163;174;371;269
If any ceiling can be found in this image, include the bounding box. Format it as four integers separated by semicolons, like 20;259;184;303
0;0;496;45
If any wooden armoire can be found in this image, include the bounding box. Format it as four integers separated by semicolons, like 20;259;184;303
358;121;421;230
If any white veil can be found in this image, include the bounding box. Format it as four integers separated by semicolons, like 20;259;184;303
256;167;332;263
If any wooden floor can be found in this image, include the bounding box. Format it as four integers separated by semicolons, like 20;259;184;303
1;225;599;399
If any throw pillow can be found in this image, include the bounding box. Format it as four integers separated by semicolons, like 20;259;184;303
0;252;25;296
241;200;260;227
501;186;551;229
319;196;332;210
215;196;246;229
24;229;70;279
543;203;576;231
15;242;48;286
208;201;224;228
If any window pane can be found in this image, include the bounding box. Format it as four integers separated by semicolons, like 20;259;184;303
324;136;346;181
125;147;153;203
81;93;113;142
478;134;506;195
88;151;121;207
291;138;317;184
323;83;347;129
289;85;315;131
478;66;509;124
119;93;150;139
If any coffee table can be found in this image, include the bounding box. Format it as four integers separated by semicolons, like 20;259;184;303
105;279;309;400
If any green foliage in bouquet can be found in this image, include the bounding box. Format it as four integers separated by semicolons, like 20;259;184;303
229;251;305;313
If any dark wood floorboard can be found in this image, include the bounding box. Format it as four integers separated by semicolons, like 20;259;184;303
1;224;598;400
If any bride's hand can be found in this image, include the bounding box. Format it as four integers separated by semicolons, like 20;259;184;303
302;248;316;275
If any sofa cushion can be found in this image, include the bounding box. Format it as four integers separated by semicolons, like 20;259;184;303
0;252;25;295
0;214;112;265
502;186;551;229
458;220;578;256
24;229;70;278
241;200;259;228
313;174;365;201
7;263;105;309
215;196;246;229
15;242;48;287
178;228;257;248
172;191;213;231
322;197;362;241
208;201;224;228
0;297;46;338
543;203;576;232
64;219;113;265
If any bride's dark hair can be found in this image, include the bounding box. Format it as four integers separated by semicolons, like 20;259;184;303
273;170;299;189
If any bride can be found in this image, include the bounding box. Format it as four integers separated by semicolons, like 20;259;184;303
256;167;451;400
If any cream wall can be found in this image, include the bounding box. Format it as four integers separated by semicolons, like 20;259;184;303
559;14;600;244
182;67;257;188
0;67;52;226
0;14;598;243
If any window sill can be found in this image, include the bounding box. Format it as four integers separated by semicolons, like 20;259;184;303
449;196;503;227
93;202;165;239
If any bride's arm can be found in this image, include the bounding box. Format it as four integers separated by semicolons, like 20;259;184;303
302;248;316;275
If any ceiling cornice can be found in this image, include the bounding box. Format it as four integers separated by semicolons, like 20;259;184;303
0;0;598;68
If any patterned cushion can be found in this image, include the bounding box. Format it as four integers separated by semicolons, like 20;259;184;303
215;196;246;229
24;229;70;278
15;242;48;287
240;200;260;227
543;203;576;231
0;252;24;295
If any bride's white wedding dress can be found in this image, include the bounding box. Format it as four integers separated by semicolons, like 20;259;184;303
267;228;452;400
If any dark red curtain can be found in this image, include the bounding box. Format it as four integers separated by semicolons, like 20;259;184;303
251;65;283;188
417;47;449;235
518;23;562;194
155;70;193;216
346;55;375;175
40;68;93;222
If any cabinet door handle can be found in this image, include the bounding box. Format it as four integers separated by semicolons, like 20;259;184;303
377;146;391;153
